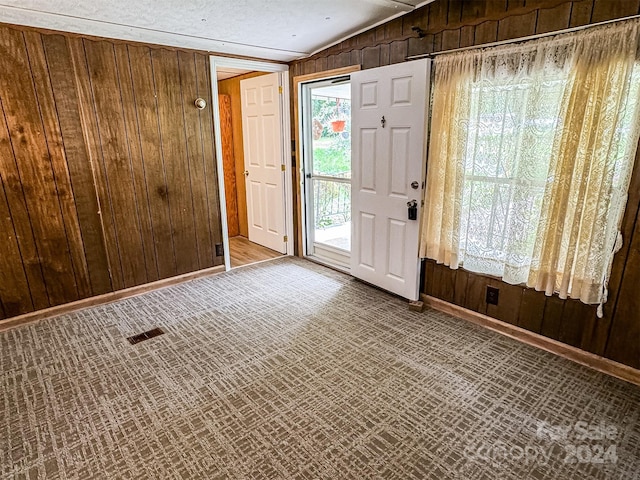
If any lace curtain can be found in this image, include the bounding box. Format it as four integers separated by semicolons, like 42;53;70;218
420;19;640;315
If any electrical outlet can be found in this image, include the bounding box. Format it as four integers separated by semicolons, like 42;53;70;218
486;286;499;305
215;243;224;257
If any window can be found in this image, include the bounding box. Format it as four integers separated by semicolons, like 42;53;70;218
421;19;640;313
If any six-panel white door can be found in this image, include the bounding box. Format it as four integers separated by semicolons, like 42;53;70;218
350;59;430;300
240;73;286;254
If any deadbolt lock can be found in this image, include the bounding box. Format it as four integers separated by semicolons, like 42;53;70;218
407;199;418;220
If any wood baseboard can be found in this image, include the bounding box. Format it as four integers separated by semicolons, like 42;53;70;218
421;294;640;387
0;265;226;333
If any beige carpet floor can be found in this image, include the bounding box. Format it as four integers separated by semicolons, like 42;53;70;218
1;257;639;479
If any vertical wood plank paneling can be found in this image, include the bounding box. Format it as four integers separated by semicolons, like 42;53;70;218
195;53;224;265
24;31;91;300
127;45;177;280
0;28;78;306
605;209;640;368
379;44;390;66
497;11;538;41
485;280;523;325
569;0;595;27
362;46;381;69
315;57;327;73
403;9;427;36
434;32;443;51
590;0;640;22
177;50;216;269
452;269;469;306
460;26;475;47
540;296;565;340
43;34;112;296
84;39;148;288
428;0;450;30
0;78;49;312
423;260;435;297
326;55;336;71
517;290;547;333
0;25;224;324
474;20;499;44
385;17;404;39
441;30;461;50
559;301;596;348
335;51;351;68
411;34;435;58
464;272;489;315
138;54;203;274
113;43;159;283
536;3;572;33
68;36;118;292
350;50;362;67
461;0;486;23
70;38;121;291
219;94;240;238
431;263;456;304
389;41;408;64
447;0;464;24
151;48;200;276
0;171;33;316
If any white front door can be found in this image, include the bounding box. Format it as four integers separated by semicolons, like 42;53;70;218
240;73;286;253
350;59;431;300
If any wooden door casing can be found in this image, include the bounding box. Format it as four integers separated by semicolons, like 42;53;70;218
219;94;240;237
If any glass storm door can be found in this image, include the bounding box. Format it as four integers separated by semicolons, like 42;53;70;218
302;78;352;269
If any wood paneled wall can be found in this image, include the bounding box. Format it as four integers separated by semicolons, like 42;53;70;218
290;0;640;369
0;23;223;322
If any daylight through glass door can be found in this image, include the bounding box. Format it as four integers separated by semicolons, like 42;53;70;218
303;79;352;269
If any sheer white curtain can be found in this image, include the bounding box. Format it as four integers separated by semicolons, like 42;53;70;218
421;19;640;314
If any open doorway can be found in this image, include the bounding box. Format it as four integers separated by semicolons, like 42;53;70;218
301;77;352;270
210;57;293;270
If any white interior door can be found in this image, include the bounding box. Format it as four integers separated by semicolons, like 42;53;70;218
241;73;286;253
350;59;431;300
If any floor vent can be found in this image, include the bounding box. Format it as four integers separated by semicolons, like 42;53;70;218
127;327;165;345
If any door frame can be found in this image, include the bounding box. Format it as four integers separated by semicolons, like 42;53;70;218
299;77;352;270
293;66;361;261
210;56;293;271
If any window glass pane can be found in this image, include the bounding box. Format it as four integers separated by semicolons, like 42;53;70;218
313;179;351;251
311;84;351;178
460;72;567;273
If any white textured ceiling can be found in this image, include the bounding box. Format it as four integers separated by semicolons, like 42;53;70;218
0;0;431;62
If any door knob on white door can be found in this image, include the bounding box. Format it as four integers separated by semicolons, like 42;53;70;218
243;170;249;177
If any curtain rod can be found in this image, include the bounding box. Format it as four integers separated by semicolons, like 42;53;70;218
406;14;640;61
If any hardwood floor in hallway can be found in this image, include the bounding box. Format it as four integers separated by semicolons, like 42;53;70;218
229;236;283;268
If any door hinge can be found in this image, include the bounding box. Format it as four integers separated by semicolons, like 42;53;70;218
281;164;286;171
284;235;288;242
278;86;283;94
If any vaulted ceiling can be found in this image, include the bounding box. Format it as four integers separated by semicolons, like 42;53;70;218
0;0;432;62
